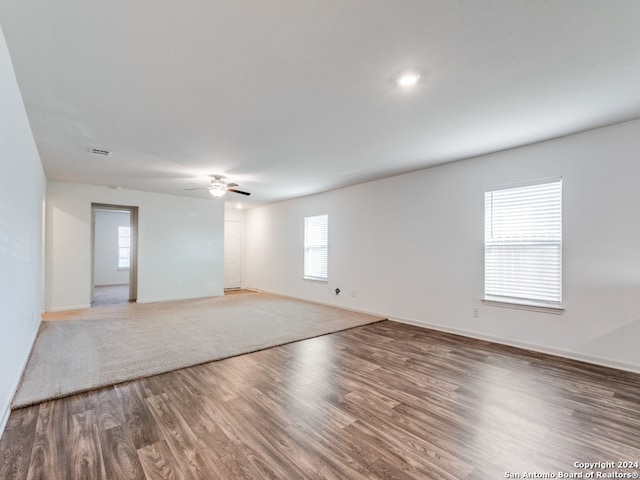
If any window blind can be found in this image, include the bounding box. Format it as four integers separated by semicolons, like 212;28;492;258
304;214;328;281
485;178;562;306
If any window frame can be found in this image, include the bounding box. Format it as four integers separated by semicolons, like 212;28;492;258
483;177;563;313
303;214;328;282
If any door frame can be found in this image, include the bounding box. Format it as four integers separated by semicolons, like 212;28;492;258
91;203;139;303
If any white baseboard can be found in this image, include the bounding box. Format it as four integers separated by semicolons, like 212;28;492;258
1;323;40;439
136;293;223;304
391;315;640;375
0;402;10;440
249;288;388;319
46;304;91;313
248;287;640;375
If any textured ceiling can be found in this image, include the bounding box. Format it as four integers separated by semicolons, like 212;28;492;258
1;1;639;207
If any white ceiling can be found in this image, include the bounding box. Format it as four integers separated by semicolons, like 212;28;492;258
1;1;640;207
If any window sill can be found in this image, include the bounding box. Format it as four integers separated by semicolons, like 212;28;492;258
482;297;564;315
117;268;130;271
304;277;328;283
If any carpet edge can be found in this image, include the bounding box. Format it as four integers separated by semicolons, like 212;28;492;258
11;317;387;410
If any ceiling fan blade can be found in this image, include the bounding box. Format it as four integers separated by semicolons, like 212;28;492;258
184;187;209;191
227;188;251;196
226;182;239;188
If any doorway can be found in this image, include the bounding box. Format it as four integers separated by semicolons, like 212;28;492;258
91;204;138;306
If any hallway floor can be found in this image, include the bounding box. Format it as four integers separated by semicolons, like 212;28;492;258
92;284;129;306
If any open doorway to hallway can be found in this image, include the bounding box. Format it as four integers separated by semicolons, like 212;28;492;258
91;204;138;306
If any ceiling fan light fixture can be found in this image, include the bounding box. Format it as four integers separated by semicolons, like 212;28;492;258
185;174;250;197
209;185;226;197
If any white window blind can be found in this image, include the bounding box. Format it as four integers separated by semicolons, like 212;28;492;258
304;214;328;281
118;226;131;268
485;178;562;306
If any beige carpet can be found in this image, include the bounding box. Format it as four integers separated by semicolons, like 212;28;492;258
92;284;130;306
13;292;384;409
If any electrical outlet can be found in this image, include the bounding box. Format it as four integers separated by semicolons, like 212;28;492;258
472;307;480;318
351;290;357;298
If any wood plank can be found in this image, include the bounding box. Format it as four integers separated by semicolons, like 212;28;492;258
66;389;99;416
95;387;126;431
67;409;106;480
115;382;163;450
99;424;145;480
0;404;39;480
137;440;189;480
173;369;269;480
145;393;226;479
26;400;67;480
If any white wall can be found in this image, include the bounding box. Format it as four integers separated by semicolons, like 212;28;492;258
224;205;246;224
245;119;640;373
93;209;130;286
46;181;225;311
0;25;45;436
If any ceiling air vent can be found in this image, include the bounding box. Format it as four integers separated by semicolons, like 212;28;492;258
91;148;112;157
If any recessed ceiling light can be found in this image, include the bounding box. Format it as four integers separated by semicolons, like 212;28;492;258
236;203;243;209
396;72;421;88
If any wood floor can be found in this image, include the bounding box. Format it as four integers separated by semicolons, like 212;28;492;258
1;321;639;479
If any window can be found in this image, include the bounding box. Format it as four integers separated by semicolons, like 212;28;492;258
118;226;131;268
484;178;562;308
304;214;328;281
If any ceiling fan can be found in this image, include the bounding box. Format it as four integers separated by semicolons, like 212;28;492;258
185;175;250;198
